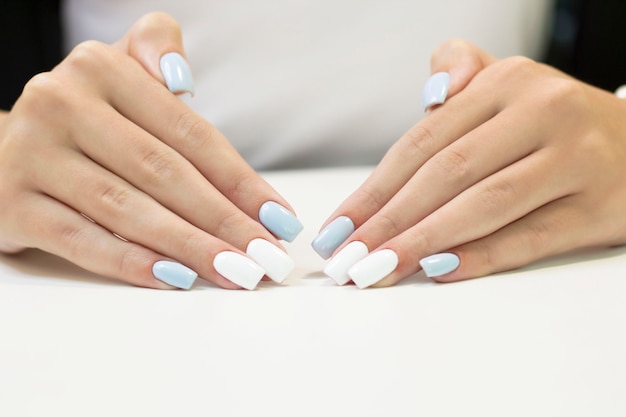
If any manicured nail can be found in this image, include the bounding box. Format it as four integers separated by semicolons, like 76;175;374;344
160;52;195;96
213;251;265;290
258;201;303;242
324;241;368;285
246;238;295;284
348;249;399;289
422;72;450;112
616;85;626;99
419;253;460;278
311;216;355;259
152;260;198;290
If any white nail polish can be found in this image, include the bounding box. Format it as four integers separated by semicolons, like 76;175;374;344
324;241;369;285
246;238;295;284
213;251;265;290
348;249;399;289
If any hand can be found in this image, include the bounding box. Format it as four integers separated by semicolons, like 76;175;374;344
317;39;626;287
0;13;299;290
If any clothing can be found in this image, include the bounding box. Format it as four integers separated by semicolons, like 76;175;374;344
62;0;553;169
3;1;623;168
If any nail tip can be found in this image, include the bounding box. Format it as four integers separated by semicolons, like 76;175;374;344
259;201;303;242
311;216;355;259
152;260;198;290
214;251;265;290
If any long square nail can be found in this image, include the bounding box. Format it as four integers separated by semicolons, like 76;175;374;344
258;201;303;242
311;216;355;259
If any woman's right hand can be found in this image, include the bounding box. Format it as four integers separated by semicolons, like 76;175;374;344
0;13;300;290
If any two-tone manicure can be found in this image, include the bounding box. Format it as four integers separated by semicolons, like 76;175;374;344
311;216;355;259
259;201;303;242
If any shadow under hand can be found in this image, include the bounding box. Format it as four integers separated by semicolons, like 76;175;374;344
0;249;123;288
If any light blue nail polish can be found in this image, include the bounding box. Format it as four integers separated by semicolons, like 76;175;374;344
422;72;450;112
152;260;198;289
311;216;355;259
160;52;195;96
419;253;460;278
259;201;303;242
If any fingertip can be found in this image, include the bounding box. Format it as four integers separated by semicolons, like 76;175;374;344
419;252;460;279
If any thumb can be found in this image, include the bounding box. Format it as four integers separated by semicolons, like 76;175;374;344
423;38;495;111
114;12;194;96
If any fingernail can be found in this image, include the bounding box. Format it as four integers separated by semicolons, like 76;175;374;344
160;52;195;96
348;249;398;289
246;238;295;284
616;84;626;99
213;251;265;290
152;260;198;290
311;216;355;259
419;253;460;278
258;201;303;242
324;241;368;285
422;72;450;112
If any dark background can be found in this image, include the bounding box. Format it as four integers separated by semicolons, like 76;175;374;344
1;0;625;110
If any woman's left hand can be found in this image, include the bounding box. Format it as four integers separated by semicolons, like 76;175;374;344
317;39;626;287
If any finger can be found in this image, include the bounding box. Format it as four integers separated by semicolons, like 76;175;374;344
429;38;496;98
346;106;539;256
31;147;262;290
315;70;500;259
113;12;193;94
18;193;189;290
348;147;579;288
420;195;587;282
68;95;282;253
66;42;302;242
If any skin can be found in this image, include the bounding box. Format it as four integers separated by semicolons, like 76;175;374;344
0;13;294;289
323;39;626;285
3;12;625;290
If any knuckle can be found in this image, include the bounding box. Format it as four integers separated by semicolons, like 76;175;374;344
170;110;217;152
66;40;112;71
59;223;90;260
480;178;516;214
213;211;245;240
225;171;256;203
374;211;402;239
20;72;67;114
479;55;536;86
357;183;387;214
98;184;132;214
177;229;205;260
430;148;469;185
401;125;436;161
140;148;179;185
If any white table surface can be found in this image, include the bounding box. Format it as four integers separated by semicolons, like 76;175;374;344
1;167;625;417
